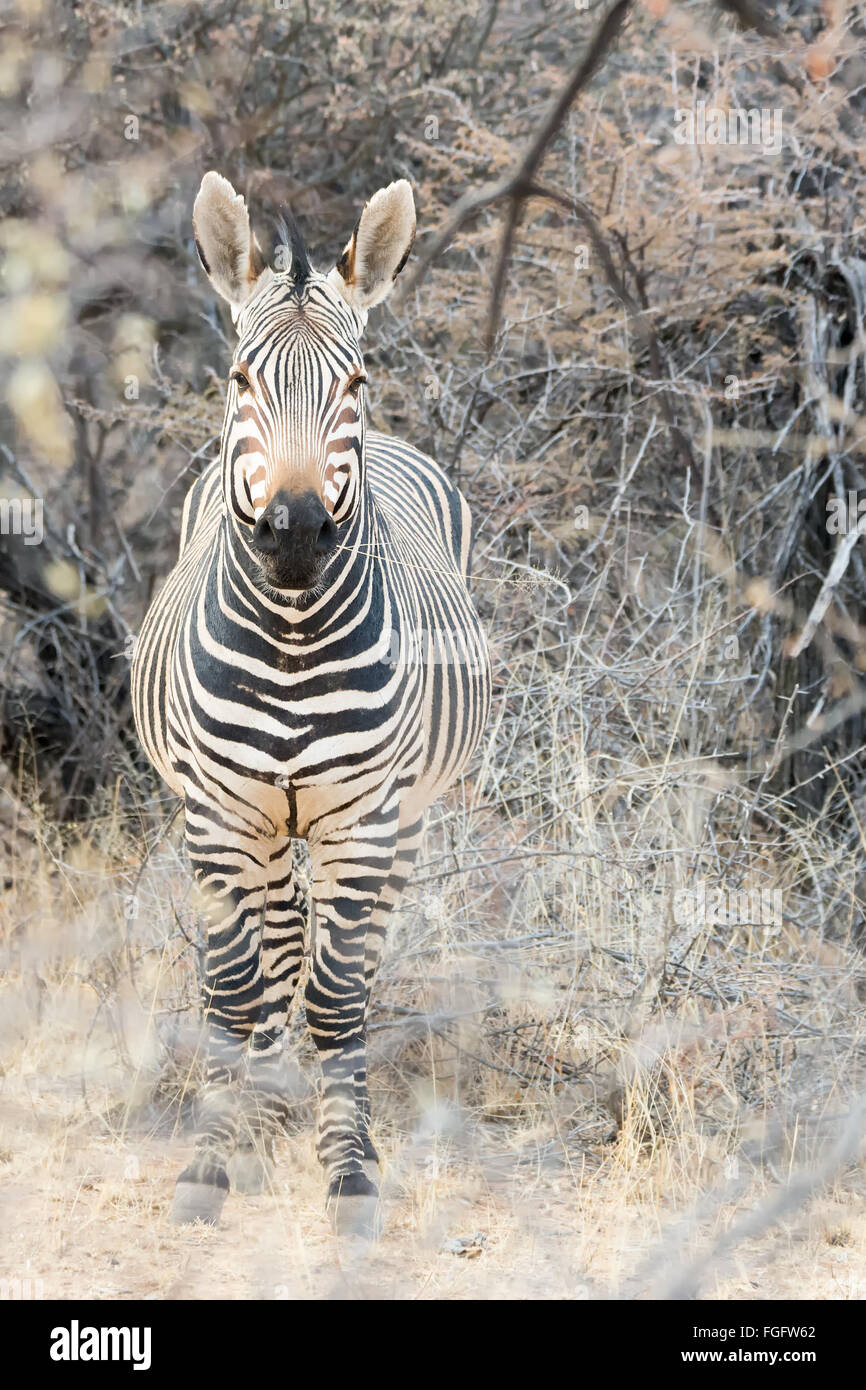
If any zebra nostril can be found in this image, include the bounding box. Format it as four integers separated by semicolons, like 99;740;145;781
252;515;279;553
316;516;338;555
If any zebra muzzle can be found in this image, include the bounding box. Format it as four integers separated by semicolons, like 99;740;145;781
250;488;338;590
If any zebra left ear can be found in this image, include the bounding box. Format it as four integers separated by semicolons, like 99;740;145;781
327;180;415;314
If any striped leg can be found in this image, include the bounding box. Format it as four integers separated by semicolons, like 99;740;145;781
356;816;424;1174
233;840;308;1194
305;807;399;1229
171;810;267;1226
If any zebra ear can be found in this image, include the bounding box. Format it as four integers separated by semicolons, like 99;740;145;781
327;180;415;314
192;172;270;321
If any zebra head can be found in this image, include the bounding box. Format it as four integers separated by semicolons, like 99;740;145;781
192;171;416;592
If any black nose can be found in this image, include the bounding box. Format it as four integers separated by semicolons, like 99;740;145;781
250;489;338;587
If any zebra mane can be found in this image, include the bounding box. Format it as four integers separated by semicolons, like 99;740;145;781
273;206;312;287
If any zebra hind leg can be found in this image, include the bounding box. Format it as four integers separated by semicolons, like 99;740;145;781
232;844;308;1195
230;1047;281;1196
229;1079;278;1196
356;817;424;1183
171;823;267;1226
171;1022;246;1225
306;810;399;1238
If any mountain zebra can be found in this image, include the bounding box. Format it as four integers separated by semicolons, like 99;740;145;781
131;172;490;1230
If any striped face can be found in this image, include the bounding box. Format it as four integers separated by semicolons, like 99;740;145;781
191;172;415;585
223;272;369;531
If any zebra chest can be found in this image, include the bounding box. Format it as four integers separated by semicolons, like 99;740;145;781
175;644;423;838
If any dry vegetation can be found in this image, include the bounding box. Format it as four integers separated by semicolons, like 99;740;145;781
3;0;866;1300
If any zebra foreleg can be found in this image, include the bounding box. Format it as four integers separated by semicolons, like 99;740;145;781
171;826;267;1226
306;812;398;1234
356;816;424;1179
233;843;308;1194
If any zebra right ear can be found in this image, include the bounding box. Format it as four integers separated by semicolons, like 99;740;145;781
192;172;271;322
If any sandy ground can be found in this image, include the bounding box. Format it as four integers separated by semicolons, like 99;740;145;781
2;1091;866;1301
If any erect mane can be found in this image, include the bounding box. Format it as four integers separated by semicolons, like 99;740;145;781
273;206;312;288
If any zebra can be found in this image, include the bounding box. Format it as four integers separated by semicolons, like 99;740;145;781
131;172;491;1232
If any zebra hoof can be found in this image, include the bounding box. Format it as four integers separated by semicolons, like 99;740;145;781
327;1171;382;1241
228;1145;274;1196
170;1164;229;1226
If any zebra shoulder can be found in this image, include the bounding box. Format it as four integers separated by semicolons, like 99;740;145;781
366;433;474;579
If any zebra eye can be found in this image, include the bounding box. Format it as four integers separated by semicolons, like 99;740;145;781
230;368;251;393
346;373;367;398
